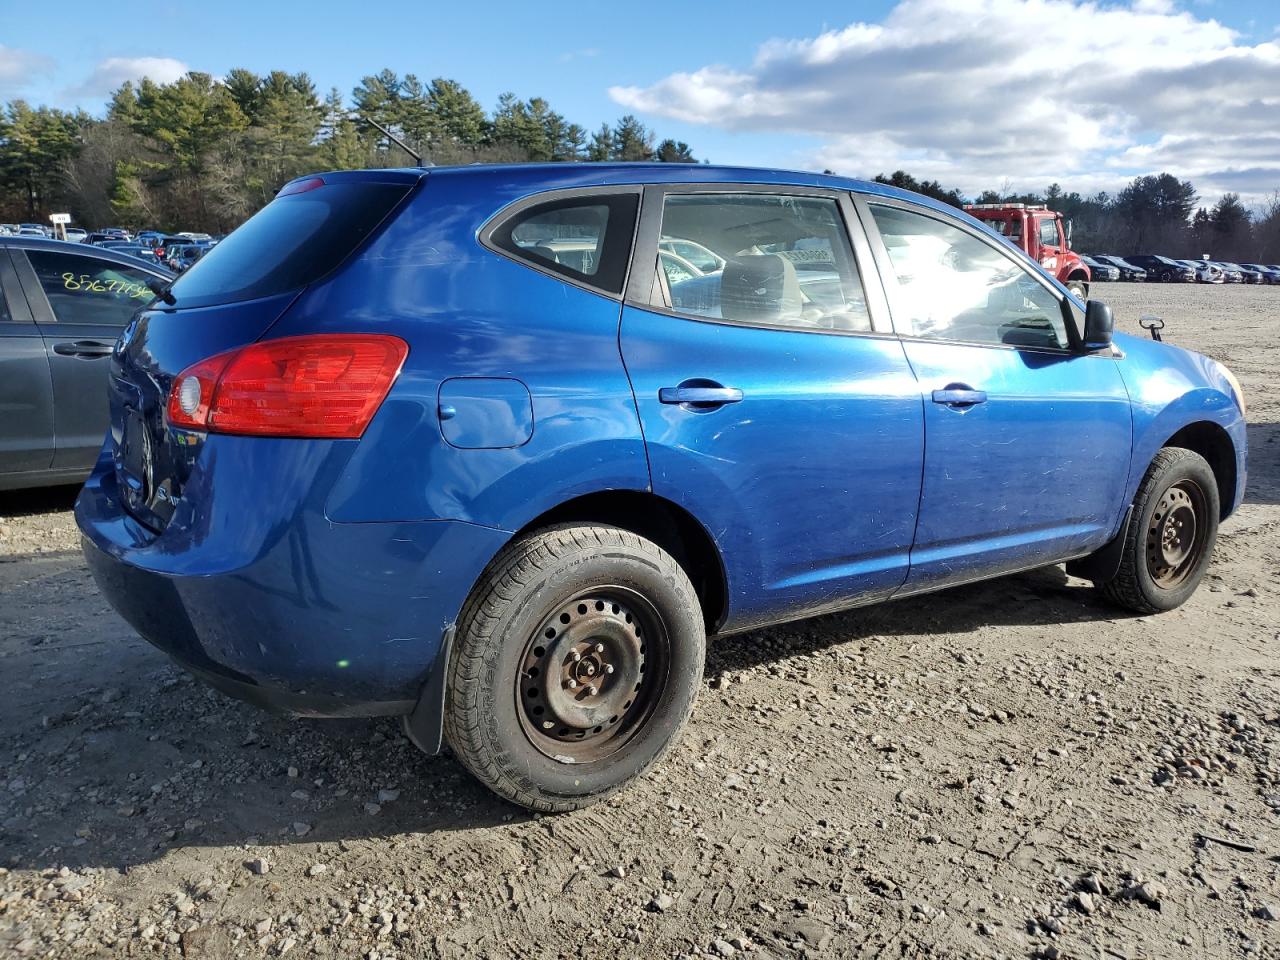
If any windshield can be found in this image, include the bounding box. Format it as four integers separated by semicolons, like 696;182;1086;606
169;179;413;308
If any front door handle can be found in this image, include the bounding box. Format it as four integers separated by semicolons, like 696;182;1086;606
659;385;744;406
931;386;987;408
53;340;114;358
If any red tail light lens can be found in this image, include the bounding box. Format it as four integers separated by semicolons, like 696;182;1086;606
166;334;408;439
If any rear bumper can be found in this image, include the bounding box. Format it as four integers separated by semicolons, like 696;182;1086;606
75;445;509;718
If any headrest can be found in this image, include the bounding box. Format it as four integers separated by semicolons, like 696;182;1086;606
720;254;801;323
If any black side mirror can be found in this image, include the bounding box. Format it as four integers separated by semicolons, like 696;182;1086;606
1082;299;1113;350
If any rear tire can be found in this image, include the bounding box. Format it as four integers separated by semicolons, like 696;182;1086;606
1097;447;1219;614
444;523;705;812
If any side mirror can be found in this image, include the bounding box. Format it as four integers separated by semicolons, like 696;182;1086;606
1065;218;1073;243
1082;299;1113;350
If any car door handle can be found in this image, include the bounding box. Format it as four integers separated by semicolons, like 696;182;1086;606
931;386;988;407
53;340;114;358
658;386;744;406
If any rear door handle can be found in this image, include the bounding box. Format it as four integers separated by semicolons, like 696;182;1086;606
658;386;744;406
931;386;987;407
53;340;114;358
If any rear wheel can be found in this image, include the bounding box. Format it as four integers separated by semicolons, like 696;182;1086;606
1097;447;1218;613
444;524;705;811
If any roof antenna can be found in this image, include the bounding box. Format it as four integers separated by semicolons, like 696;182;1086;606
360;116;423;166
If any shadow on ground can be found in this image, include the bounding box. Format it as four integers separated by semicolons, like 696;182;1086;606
1;546;1138;877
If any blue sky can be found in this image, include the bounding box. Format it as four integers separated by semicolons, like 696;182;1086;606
3;0;1279;204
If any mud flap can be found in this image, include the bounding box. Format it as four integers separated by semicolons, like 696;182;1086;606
1066;506;1132;583
402;624;455;755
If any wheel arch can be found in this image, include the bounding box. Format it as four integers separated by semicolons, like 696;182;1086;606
513;489;729;632
1161;420;1237;520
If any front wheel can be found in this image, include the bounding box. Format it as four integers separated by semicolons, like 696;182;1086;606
1097;447;1219;613
443;523;705;811
1065;279;1088;300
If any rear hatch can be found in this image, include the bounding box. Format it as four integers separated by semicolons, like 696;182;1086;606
110;171;422;531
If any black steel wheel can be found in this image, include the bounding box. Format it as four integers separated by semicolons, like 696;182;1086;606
1144;479;1208;590
1098;447;1219;613
444;524;705;812
516;588;668;763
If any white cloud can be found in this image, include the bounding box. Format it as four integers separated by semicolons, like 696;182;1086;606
0;45;54;96
69;56;190;97
610;0;1280;206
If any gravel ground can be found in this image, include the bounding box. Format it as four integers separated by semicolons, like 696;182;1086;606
1;283;1277;960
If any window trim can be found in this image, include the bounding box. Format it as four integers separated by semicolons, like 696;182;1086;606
852;194;1091;356
0;249;32;325
623;182;895;339
12;245;169;327
478;185;644;299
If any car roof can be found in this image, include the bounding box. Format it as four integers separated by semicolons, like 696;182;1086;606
295;161;979;227
0;236;174;276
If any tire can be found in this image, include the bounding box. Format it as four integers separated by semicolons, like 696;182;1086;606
1066;279;1088;300
1159;269;1172;282
1098;447;1219;614
443;523;705;812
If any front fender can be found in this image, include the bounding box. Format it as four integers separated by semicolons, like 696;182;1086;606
1114;332;1247;516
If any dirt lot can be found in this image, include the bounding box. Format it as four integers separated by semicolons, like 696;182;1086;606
1;283;1277;960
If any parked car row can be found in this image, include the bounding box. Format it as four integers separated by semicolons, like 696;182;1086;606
1084;252;1280;284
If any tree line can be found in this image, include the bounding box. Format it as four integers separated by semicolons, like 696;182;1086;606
4;68;1277;262
0;69;700;231
870;169;1280;263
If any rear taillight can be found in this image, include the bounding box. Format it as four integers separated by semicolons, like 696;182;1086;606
166;334;408;439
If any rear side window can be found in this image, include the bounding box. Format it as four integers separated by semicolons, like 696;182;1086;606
26;249;158;326
169;180;413;308
488;193;639;294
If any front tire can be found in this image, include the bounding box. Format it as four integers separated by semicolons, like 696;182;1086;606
444;523;705;811
1098;448;1219;614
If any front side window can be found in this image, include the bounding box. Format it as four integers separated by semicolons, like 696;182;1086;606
652;193;870;332
490;193;639;294
1038;217;1059;247
26;250;158;326
869;203;1069;350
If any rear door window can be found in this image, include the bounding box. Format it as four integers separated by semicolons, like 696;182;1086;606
651;193;870;333
168;179;414;308
25;250;158;326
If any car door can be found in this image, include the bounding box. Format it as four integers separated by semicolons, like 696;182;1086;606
13;246;161;472
856;196;1132;592
0;249;55;478
619;185;924;633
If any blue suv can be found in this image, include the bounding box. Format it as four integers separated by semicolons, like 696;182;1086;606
76;164;1248;811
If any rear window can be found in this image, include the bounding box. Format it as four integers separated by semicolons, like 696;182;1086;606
168;180;413;308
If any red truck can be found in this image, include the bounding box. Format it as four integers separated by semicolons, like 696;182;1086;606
963;203;1090;300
